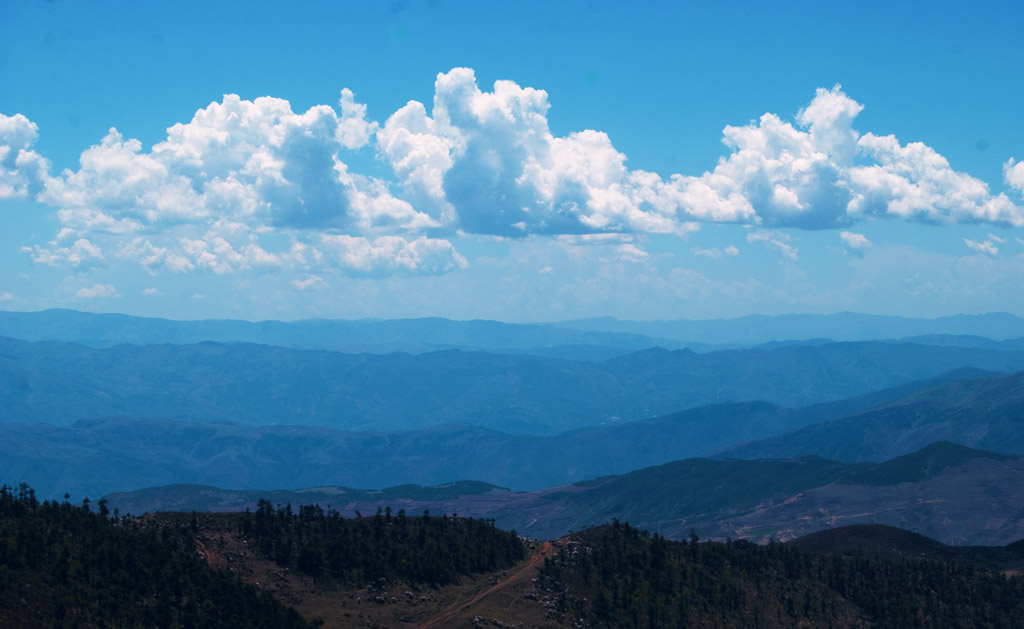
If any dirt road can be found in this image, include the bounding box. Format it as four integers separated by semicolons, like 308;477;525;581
415;541;555;628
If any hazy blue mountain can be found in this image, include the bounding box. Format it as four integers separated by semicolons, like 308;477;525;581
0;308;678;355
0;368;1002;500
718;369;1024;462
4;335;1023;433
889;334;1024;350
555;311;1024;345
5;309;1024;356
103;442;1024;546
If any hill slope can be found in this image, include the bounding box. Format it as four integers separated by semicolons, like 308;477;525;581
0;369;994;499
104;442;1024;546
0;485;312;628
789;524;1024;571
721;369;1024;461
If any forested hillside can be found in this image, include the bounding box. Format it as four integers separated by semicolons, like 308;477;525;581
0;484;311;628
536;522;1024;628
7;480;1024;628
236;499;525;585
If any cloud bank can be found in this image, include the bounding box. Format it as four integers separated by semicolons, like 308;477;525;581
3;70;1023;278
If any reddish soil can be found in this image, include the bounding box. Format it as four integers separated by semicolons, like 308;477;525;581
414;541;555;628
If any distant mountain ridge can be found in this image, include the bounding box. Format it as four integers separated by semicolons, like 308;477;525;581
0;308;680;355
719;368;1024;462
0;367;1013;499
104;441;1024;546
3;309;1024;354
4;334;1024;434
554;311;1024;344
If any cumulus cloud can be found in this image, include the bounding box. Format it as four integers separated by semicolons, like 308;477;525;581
6;71;1024;280
848;134;1022;225
0;113;50;199
292;275;328;291
75;283;120;299
747;230;798;261
21;238;105;268
41;93;425;233
380;74;1024;235
319;234;468;275
379;68;758;237
1006;158;1024;196
7;92;459;277
964;238;999;256
840;231;872;255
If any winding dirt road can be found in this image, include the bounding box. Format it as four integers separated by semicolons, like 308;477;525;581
415;541;554;628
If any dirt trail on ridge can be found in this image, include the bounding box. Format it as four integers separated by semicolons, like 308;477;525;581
415;540;556;628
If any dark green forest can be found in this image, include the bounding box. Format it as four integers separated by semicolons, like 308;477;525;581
238;499;526;585
536;521;1024;628
8;478;1024;628
0;483;312;628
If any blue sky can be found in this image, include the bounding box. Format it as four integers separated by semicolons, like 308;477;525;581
2;0;1023;322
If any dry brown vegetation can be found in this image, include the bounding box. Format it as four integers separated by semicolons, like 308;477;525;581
159;512;567;628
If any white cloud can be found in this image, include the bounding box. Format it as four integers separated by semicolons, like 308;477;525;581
692;245;740;259
848;134;1023;226
7;71;1024;281
380;68;755;237
14;92;449;278
142;287;162;296
964;238;999;256
0;292;14;302
1005;158;1024;196
380;75;1024;234
840;231;872;255
987;233;1007;244
615;243;649;263
747;230;798;261
292;275;328;291
691;247;721;258
75;283;120;299
319;234;468;275
0;113;50;199
40;94;426;234
21;238;105;268
336;88;379;150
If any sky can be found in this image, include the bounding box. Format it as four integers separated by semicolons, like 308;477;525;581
2;0;1023;322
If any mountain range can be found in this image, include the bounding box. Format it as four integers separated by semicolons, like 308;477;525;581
721;367;1024;461
1;367;1010;499
104;441;1024;546
5;308;1024;354
4;333;1024;434
5;308;1024;554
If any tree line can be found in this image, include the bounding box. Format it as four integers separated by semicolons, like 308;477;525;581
0;483;312;628
537;520;1024;628
238;499;526;586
